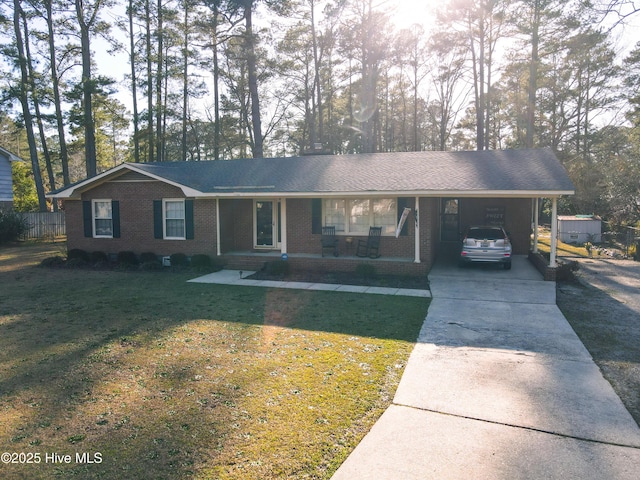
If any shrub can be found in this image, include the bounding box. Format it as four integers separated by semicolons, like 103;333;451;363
117;251;138;266
67;249;90;263
139;252;159;265
140;260;162;271
264;260;290;277
90;251;109;265
66;257;88;269
556;259;579;282
40;256;65;268
355;263;376;278
0;209;29;243
169;253;189;267
190;254;211;270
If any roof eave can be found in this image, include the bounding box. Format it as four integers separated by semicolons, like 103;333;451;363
0;147;23;162
47;163;203;199
191;189;575;199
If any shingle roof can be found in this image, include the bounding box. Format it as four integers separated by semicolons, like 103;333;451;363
49;148;575;198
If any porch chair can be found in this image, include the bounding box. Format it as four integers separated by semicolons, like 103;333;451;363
321;226;339;257
356;226;382;259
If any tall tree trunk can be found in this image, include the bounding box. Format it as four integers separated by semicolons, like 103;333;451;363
21;9;57;210
413;62;419;151
145;0;154;163
526;0;541;148
311;0;323;146
44;0;70;185
75;0;98;177
155;0;164;162
128;0;141;162
212;6;220;160
182;3;189;160
13;0;46;211
244;3;263;158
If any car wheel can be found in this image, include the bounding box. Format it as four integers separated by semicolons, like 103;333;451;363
504;261;512;270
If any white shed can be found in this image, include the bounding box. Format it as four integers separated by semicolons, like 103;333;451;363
558;215;602;244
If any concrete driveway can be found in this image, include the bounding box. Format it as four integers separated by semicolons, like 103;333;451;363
332;255;640;479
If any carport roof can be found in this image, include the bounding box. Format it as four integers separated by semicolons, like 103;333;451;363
49;148;575;199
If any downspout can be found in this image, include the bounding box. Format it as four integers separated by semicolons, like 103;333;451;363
550;196;558;267
533;198;539;253
414;197;420;263
216;198;221;256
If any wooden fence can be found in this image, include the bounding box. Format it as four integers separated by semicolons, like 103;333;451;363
20;212;66;239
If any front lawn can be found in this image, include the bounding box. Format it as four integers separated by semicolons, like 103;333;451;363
0;243;428;479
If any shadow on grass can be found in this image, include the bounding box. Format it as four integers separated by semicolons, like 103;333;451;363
557;279;640;426
0;246;427;479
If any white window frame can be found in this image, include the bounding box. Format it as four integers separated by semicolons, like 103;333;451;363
92;199;113;238
163;199;186;240
323;197;397;236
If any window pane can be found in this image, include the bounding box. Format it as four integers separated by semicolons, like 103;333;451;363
95;219;113;236
165;201;185;219
94;201;111;219
349;199;370;233
166;219;185;238
373;198;396;235
323;199;346;232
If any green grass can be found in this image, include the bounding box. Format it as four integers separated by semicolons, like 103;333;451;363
0;243;428;479
536;237;591;257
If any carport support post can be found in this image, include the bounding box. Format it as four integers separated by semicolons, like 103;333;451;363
280;198;287;254
414;196;420;263
533;198;539;253
550;196;558;267
216;198;221;256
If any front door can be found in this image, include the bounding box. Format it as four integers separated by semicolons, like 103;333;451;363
441;198;460;242
254;200;279;248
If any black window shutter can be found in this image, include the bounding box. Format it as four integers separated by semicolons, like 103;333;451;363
185;199;194;240
83;201;93;237
397;198;409;236
112;201;121;238
311;199;322;234
153;200;163;239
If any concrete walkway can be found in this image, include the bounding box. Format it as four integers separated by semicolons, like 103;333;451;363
188;269;431;298
332;255;640;480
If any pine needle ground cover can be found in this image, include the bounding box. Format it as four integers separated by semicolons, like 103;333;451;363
0;243;428;479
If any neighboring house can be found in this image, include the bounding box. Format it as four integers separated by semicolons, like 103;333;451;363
558;215;602;244
48;148;575;276
0;146;22;210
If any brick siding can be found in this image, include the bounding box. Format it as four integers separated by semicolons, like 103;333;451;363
65;180;217;258
459;198;531;254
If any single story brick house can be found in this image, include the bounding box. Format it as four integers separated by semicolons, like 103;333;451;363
48;148;574;276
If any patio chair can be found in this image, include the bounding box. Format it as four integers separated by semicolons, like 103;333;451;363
321;226;339;257
356;226;382;258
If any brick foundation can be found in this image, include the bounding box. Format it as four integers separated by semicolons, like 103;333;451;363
528;251;557;281
221;253;430;277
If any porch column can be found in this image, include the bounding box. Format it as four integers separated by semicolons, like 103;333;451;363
414;196;420;263
533;198;539;253
280;198;287;254
216;198;221;256
550;196;558;267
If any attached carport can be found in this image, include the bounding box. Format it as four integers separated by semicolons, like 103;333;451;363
438;194;565;268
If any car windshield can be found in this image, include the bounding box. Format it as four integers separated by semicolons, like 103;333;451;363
467;228;504;240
